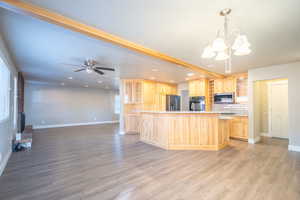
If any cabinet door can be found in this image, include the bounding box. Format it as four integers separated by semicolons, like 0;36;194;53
142;81;155;105
188;81;196;96
198;80;206;96
189;80;207;96
214;79;224;94
133;80;142;104
125;114;140;133
237;78;248;98
241;117;248;138
223;78;236;93
124;80;133;104
230;117;248;139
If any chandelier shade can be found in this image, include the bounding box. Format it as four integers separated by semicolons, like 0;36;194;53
232;35;250;50
234;46;251;56
215;51;229;60
212;38;227;52
201;45;216;58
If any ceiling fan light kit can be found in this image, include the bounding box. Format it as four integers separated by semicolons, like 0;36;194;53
65;59;115;76
201;8;251;74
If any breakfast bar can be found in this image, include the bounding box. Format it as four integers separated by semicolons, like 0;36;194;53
139;111;231;151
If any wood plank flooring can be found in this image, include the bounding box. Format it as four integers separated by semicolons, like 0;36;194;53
0;124;300;200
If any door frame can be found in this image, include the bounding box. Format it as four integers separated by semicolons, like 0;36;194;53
267;80;288;139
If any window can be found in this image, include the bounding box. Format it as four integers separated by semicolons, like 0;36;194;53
0;58;10;122
13;76;18;128
114;95;120;114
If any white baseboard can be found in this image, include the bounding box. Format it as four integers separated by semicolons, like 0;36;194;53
248;136;261;144
0;149;12;176
261;132;272;137
33;121;119;129
288;145;300;152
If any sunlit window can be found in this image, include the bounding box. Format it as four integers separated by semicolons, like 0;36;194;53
0;57;10;122
114;95;120;114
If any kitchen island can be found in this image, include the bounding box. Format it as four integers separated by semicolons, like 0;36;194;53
139;111;232;151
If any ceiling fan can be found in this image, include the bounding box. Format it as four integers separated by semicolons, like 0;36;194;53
64;59;115;75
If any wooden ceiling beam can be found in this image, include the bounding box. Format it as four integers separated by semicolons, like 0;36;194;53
0;0;224;78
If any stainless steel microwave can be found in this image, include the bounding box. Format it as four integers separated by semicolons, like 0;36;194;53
214;93;235;104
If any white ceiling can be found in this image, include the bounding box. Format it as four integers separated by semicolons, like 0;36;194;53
0;0;300;89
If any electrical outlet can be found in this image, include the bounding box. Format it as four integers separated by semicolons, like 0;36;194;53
41;120;45;124
94;117;97;121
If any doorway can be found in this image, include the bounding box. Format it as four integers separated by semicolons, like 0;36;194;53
268;80;288;139
254;79;288;140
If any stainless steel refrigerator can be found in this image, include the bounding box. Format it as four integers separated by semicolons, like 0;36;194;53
166;95;181;111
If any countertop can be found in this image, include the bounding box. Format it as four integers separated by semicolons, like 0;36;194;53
136;111;248;117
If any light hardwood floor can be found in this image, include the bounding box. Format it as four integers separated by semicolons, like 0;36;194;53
0;124;299;200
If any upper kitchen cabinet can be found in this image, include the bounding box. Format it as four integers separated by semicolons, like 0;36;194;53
123;80;143;104
122;79;177;110
235;74;248;103
188;79;209;97
213;78;237;94
213;79;224;94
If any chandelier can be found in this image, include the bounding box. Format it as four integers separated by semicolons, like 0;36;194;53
201;8;251;74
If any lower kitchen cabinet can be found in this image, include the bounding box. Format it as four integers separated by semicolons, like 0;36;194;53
230;116;248;140
124;113;140;133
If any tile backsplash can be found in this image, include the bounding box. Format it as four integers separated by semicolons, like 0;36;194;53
213;103;248;115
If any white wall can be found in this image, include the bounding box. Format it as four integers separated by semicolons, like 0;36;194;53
248;62;300;150
25;82;119;128
0;34;18;175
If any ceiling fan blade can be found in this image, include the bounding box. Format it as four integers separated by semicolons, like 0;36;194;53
61;63;82;67
74;68;86;72
94;69;104;75
95;67;115;71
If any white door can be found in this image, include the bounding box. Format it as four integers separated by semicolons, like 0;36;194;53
269;81;288;139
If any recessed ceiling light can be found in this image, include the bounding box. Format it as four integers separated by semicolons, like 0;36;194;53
61;82;65;86
84;85;89;88
150;77;156;80
152;69;158;72
187;72;195;77
170;80;175;83
185;77;190;81
97;80;103;83
68;77;73;80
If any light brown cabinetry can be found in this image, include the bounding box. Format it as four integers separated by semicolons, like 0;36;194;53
123;79;177;111
213;79;224;94
213;78;236;94
139;112;230;150
122;79;177;134
230;116;248;140
188;79;208;97
123;80;142;104
154;83;177;111
236;77;248;97
124;113;140;133
188;79;211;111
